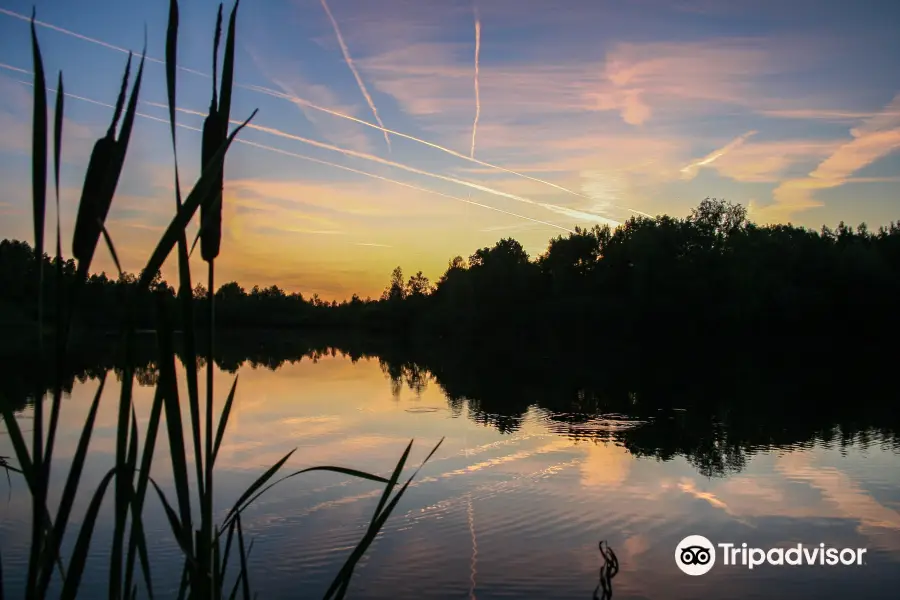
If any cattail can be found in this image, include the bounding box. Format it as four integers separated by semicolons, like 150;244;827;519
71;53;133;268
200;4;226;263
200;110;226;262
72;134;116;264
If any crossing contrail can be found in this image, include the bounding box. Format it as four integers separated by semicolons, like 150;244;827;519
10;74;575;235
470;7;481;159
0;7;649;219
318;0;391;152
138;99;616;226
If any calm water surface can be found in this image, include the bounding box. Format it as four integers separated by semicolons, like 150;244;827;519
2;351;899;599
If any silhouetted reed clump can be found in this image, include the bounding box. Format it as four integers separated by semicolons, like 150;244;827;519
0;3;441;598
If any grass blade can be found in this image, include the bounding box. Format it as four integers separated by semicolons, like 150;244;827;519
29;10;49;597
124;385;164;600
236;514;251;600
37;374;106;595
222;449;295;527
138;108;257;291
222;466;391;531
211;375;238;465
148;479;194;558
175;563;189;600
323;438;443;600
99;220;124;278
0;410;34;491
44;68;65;493
371;439;412;522
165;0;179;147
156;301;194;553
211;4;223;110
219;0;240;123
114;40;146;175
30;8;47;339
59;466;119;600
218;519;237;588
110;332;137;600
164;0;206;509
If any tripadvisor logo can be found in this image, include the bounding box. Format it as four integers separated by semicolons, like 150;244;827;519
675;535;868;576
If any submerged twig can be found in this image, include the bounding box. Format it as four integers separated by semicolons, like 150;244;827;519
593;540;619;600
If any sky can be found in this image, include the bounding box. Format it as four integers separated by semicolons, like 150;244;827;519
1;0;899;300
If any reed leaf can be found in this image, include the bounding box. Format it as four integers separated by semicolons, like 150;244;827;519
222;449;296;527
28;12;49;597
155;300;194;554
220;0;240;123
148;479;193;559
218;518;238;589
211;4;223;111
211;375;239;465
42;70;65;522
58;466;119;600
323;438;444;600
222;466;390;532
236;514;251;600
98;220;124;278
30;9;47;338
164;0;206;509
110;334;138;600
37;374;106;596
0;409;34;491
124;384;164;600
138;109;257;291
371;439;412;522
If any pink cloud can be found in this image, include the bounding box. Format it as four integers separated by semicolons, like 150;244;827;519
755;92;900;223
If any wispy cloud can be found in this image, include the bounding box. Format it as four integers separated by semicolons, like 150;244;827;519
318;0;391;152
0;14;639;215
470;7;481;159
680;131;757;180
355;242;392;248
756;92;900;223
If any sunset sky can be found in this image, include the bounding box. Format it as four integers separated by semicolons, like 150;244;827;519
1;0;899;300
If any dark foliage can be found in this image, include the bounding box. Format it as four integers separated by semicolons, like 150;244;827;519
4;198;899;351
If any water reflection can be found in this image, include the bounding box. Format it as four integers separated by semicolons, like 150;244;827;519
1;335;899;599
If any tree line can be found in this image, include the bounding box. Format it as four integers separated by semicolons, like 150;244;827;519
3;198;899;353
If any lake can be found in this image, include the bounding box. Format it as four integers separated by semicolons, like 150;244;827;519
1;345;899;599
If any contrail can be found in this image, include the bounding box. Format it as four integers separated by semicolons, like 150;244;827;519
139;99;610;226
0;7;650;218
318;0;391;152
10;75;574;234
470;8;481;159
0;7;207;78
680;130;757;180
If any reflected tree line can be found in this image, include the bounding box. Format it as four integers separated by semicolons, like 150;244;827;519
2;329;897;479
